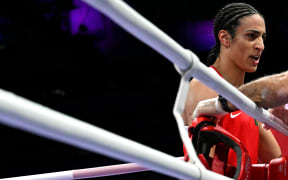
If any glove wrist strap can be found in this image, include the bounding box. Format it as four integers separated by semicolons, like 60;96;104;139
218;95;233;112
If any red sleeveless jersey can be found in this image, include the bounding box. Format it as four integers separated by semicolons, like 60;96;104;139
210;66;259;165
219;111;259;166
271;129;288;156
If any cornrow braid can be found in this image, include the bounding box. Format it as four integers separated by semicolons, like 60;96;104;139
206;3;263;66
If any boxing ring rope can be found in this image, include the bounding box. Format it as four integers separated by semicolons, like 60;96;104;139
2;157;184;180
1;0;288;179
0;89;225;180
2;162;149;180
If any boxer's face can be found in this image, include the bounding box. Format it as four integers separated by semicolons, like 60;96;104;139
227;14;266;73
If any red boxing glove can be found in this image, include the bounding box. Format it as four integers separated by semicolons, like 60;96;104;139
250;156;288;180
184;116;288;180
183;116;252;180
267;156;288;180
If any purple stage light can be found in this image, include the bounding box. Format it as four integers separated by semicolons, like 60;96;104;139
181;20;215;52
69;0;119;52
69;0;106;36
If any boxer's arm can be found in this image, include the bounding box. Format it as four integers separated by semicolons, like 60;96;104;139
193;71;288;119
227;71;288;110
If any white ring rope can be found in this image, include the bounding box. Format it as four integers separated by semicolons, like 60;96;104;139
0;89;218;180
2;157;184;180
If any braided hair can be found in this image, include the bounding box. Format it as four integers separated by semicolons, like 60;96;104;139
206;3;263;66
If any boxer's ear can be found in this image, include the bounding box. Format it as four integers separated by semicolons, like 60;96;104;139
218;30;231;48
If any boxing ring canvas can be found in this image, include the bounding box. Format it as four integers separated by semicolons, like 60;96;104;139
0;0;288;179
